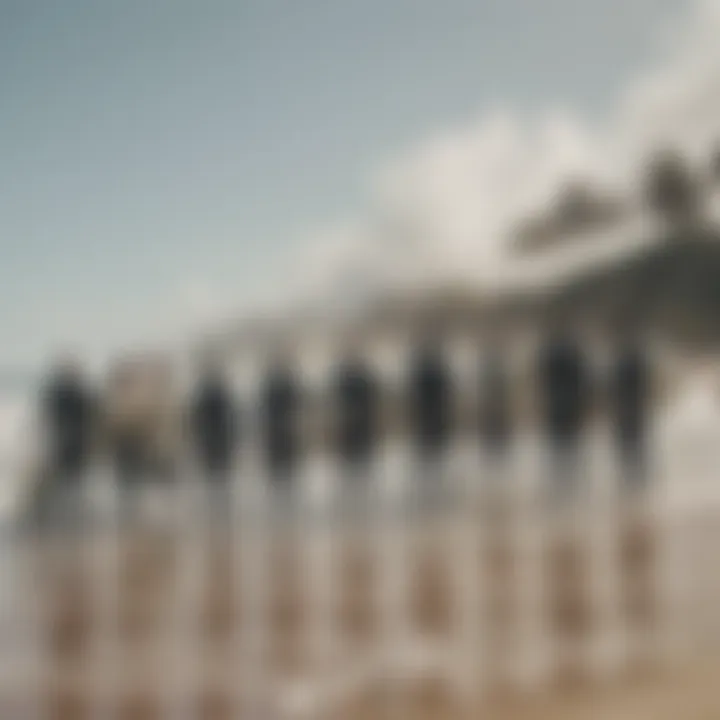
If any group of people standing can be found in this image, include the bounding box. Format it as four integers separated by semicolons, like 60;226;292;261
36;323;652;519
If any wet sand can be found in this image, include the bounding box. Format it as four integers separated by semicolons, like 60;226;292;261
0;495;687;719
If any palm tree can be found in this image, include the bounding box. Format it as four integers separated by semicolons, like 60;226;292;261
711;145;720;182
513;179;625;254
644;149;699;229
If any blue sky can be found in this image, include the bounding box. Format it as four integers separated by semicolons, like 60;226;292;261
0;0;686;370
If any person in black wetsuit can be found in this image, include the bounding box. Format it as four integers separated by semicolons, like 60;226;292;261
408;336;453;491
190;364;238;487
41;356;96;500
260;359;302;489
609;323;651;492
333;350;379;483
538;319;591;498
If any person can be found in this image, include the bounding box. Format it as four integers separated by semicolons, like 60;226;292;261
106;360;152;512
537;318;591;499
408;335;453;493
409;342;452;459
40;355;97;513
260;359;301;488
189;364;238;486
609;324;651;491
333;351;379;481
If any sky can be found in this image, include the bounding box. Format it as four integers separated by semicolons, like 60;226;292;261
0;0;702;373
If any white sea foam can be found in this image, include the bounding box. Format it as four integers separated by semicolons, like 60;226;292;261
0;390;38;523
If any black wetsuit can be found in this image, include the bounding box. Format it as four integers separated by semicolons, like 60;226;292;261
261;369;301;484
334;359;379;473
610;344;650;487
191;378;237;482
538;334;589;494
43;371;95;485
408;348;453;462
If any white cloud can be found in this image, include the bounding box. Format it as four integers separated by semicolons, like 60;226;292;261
286;0;720;308
106;0;720;353
616;0;720;165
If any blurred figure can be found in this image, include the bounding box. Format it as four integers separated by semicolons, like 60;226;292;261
609;322;651;492
333;349;379;482
538;318;590;499
408;334;453;489
478;325;514;464
190;363;238;486
40;355;96;504
106;360;153;512
260;358;302;488
145;359;182;485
